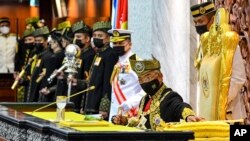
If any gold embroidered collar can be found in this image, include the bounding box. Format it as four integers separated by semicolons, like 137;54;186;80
138;84;167;116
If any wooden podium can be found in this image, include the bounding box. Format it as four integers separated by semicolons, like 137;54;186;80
0;73;16;102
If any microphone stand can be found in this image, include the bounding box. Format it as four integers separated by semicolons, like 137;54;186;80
31;86;95;114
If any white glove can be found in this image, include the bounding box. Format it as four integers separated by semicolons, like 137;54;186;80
120;101;132;112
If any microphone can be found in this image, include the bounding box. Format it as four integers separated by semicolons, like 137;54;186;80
31;86;95;114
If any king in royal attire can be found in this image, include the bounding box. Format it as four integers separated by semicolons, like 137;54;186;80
112;56;203;130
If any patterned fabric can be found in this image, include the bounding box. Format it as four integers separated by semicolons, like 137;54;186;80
99;95;111;112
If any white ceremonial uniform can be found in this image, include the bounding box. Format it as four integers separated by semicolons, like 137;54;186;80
0;33;17;73
109;50;145;122
226;46;247;119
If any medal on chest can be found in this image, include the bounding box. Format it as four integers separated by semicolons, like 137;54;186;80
119;77;126;85
120;64;130;73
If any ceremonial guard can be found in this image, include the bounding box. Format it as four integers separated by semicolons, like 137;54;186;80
84;21;118;120
112;56;202;130
14;17;44;102
39;30;65;102
55;21;95;112
71;21;95;112
108;29;145;122
57;21;73;48
0;17;18;73
53;21;73;100
15;17;44;74
14;27;35;101
26;26;52;102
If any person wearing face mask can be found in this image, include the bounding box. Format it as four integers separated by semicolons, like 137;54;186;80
25;26;53;102
61;28;73;49
0;17;19;73
191;3;247;122
13;27;36;102
14;27;36;75
56;21;73;49
190;2;216;36
53;21;96;113
83;21;118;120
38;30;65;102
72;21;95;80
108;29;145;122
111;55;204;130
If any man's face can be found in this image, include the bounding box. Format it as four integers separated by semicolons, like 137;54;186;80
24;36;35;44
0;22;10;34
74;33;89;44
35;36;46;44
0;22;10;28
35;36;47;48
93;30;110;44
50;39;59;50
61;38;70;48
138;70;159;84
193;15;210;26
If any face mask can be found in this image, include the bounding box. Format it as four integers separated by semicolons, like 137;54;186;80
0;26;10;34
75;39;84;48
34;43;44;52
195;24;208;35
140;79;161;96
93;38;104;48
113;46;126;56
25;43;34;50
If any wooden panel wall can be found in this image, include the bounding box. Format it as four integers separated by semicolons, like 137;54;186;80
0;1;37;38
39;0;111;30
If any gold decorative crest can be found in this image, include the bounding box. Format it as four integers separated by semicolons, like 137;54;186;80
134;62;145;73
199;7;206;14
113;30;120;37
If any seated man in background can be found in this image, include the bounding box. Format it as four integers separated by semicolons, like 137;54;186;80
112;55;203;130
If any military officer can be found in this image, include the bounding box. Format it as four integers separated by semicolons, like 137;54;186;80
108;29;145;122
